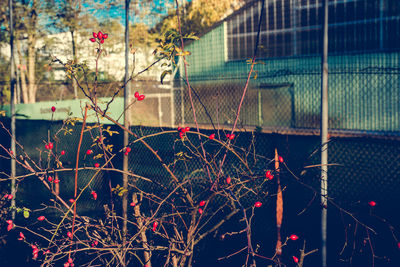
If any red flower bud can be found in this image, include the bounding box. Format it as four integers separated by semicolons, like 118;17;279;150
7;223;13;231
226;177;231;184
89;38;96;42
368;201;376;207
67;231;73;239
152;221;158;231
293;256;299;263
289;234;299;241
18;232;25;240
37;216;46;221
91;191;97;200
6;220;12;225
69;199;74;204
278;156;284;163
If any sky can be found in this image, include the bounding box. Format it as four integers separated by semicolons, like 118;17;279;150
89;0;180;27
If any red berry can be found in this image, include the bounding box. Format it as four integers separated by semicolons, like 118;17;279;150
6;220;12;225
37;216;45;221
293;256;299;263
265;171;274;180
91;191;97;200
198;208;203;214
126;147;131;153
89;38;96;42
137;95;145;101
134;91;140;98
177;127;182;132
130;202;136;207
179;132;184;139
86;149;93;155
92;32;97;38
124;151;129;156
68;258;73;263
54;179;60;184
94;240;98;246
254;201;262;208
61;150;65;155
7;194;13;200
97;31;103;39
45;144;49;150
184;127;190;132
278;156;284;163
226;177;231;184
94;163;100;168
209;133;215;140
397;242;400;249
199;200;206;207
100;39;104;44
103;33;108;39
289;234;299;241
368;201;376;207
51;106;56;112
229;134;235;140
48;142;53;149
7;223;13;231
67;231;73;239
69;199;74;204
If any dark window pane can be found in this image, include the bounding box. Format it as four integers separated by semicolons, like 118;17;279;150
276;1;283;29
268;3;275;30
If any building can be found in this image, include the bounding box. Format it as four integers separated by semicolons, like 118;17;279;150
177;0;400;134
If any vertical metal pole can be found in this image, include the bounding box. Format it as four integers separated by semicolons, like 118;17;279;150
9;0;16;220
321;0;329;267
122;0;131;253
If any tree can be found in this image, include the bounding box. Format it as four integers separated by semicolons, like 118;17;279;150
154;0;246;36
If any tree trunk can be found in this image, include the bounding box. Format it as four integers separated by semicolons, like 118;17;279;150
16;36;29;103
27;28;37;102
71;31;78;99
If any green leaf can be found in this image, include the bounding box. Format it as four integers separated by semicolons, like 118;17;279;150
160;70;172;84
23;210;30;218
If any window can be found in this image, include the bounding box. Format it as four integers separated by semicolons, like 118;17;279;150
226;0;400;60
